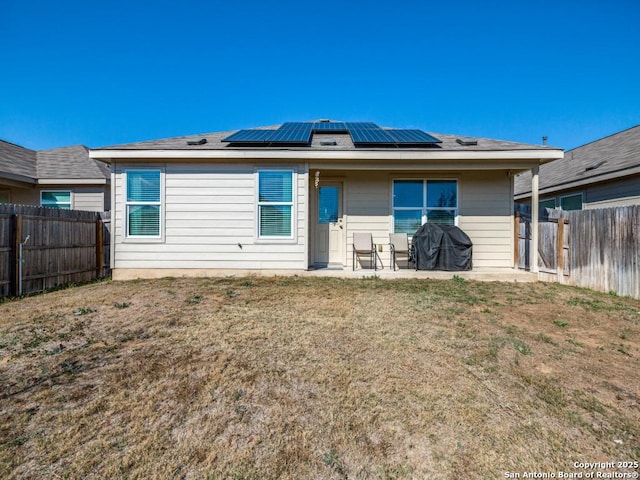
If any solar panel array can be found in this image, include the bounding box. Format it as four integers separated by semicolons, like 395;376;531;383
222;121;441;146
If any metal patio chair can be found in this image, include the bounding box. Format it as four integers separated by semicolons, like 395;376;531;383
389;233;413;270
352;232;377;271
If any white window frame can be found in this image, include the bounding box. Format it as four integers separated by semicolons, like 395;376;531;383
255;169;296;241
560;192;583;211
392;178;459;233
124;168;163;240
40;190;72;209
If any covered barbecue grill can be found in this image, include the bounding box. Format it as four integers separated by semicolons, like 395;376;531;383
411;224;473;271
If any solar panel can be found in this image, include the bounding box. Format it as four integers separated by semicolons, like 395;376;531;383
313;122;348;132
387;129;442;144
345;122;379;130
346;122;396;144
222;129;274;143
267;122;313;143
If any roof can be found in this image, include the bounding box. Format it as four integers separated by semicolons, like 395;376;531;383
96;121;559;153
37;145;110;179
0;140;38;182
514;125;640;198
0;140;110;185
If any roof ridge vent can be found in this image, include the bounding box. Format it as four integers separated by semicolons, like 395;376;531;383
456;138;478;146
187;138;207;145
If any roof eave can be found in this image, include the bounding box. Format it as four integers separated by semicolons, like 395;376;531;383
91;148;563;163
0;171;37;185
37;178;110;185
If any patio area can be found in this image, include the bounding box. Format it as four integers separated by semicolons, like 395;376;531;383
112;266;537;282
305;266;537;282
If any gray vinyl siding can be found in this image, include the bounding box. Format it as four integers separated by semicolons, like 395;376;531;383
72;187;108;212
113;162;307;270
344;172;392;268
113;163;516;272
584;174;640;208
5;188;38;206
458;171;513;268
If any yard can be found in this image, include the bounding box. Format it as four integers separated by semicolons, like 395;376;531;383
1;276;639;479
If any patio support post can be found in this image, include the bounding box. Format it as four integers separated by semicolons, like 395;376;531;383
530;165;539;273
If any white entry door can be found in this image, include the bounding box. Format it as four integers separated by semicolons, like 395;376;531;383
315;183;344;266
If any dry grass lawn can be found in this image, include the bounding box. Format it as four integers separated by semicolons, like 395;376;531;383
1;276;639;479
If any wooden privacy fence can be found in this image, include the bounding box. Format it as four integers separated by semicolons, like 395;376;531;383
0;204;110;298
516;205;640;299
515;214;569;277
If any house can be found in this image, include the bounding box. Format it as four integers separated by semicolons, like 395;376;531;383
90;121;563;279
0;140;111;211
514;125;640;212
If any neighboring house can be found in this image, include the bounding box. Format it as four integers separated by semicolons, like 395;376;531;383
0;140;111;211
514;125;640;213
90;121;562;278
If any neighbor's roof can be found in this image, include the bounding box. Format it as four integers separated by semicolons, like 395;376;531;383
0;140;110;184
37;145;110;179
95;122;560;153
0;140;37;182
514;125;640;198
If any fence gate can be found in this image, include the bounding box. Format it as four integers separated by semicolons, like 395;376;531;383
516;213;570;280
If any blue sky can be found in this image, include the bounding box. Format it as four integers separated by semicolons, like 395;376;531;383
1;0;639;150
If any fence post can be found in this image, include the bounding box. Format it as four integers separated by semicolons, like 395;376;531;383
12;214;22;296
514;212;519;268
556;218;564;281
96;218;104;278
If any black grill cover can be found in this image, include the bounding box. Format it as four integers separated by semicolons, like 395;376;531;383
412;224;472;271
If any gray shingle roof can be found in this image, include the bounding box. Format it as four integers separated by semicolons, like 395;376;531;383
0;140;109;184
37;145;110;179
97;123;556;152
514;125;640;197
0;140;37;181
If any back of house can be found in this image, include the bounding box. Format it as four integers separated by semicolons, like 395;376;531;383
90;120;562;279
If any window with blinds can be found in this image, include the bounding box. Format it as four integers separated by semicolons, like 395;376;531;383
126;170;161;237
258;170;294;238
